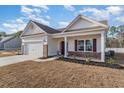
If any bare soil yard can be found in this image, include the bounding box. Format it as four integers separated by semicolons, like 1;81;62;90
0;50;20;57
0;60;123;88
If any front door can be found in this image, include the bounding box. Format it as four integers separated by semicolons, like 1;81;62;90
60;41;65;55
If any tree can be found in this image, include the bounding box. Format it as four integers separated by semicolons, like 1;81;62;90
116;25;124;47
0;32;6;37
109;26;117;38
107;25;124;48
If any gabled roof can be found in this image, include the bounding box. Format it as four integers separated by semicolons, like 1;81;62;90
63;14;108;32
57;28;65;31
21;15;109;37
32;21;61;34
0;36;14;43
0;31;22;43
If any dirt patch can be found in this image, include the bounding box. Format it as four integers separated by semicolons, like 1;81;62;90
0;60;123;88
0;50;20;57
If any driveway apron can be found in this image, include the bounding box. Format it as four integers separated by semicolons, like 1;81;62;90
0;55;38;66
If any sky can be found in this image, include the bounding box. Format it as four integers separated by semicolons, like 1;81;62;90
0;5;124;34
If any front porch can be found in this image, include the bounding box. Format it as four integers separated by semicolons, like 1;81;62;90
53;30;105;62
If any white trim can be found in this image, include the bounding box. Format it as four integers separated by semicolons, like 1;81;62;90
31;21;48;34
101;31;105;62
77;39;93;52
52;28;105;38
53;31;102;39
64;36;67;58
63;15;108;32
21;34;47;39
85;39;93;52
20;20;47;38
20;20;32;37
62;15;81;32
22;40;43;43
77;40;85;52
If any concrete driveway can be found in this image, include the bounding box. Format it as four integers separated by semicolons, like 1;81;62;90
0;55;38;67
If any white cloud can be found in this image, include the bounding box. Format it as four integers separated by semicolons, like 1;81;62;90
64;5;75;11
58;21;69;28
21;5;50;26
2;17;27;33
32;5;49;12
106;6;123;15
21;6;33;14
32;5;49;10
3;23;17;28
77;6;123;21
46;15;51;20
16;18;25;24
79;7;109;20
21;6;42;15
31;15;50;25
116;16;124;23
33;8;41;13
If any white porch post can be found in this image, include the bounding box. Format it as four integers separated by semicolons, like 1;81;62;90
64;36;67;58
101;31;105;62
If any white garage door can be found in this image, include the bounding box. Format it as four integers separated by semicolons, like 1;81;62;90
27;43;43;57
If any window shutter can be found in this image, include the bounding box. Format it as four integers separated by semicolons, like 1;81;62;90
75;40;77;51
93;39;97;52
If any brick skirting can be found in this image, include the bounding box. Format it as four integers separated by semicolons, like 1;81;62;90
115;53;124;60
68;51;101;60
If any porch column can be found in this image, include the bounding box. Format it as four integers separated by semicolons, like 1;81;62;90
64;36;67;58
101;31;105;62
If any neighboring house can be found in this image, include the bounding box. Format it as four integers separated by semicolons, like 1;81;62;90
21;15;108;62
0;32;22;50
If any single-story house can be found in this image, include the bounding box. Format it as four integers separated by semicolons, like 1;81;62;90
21;14;108;62
0;32;22;50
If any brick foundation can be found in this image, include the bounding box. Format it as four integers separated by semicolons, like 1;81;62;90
68;51;101;60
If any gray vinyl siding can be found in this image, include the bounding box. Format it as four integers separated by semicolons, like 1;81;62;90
4;38;22;50
0;43;4;50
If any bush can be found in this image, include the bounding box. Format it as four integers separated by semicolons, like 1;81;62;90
106;58;116;64
85;57;91;64
59;55;64;60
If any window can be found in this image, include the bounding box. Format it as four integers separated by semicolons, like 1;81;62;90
77;40;84;51
85;40;92;51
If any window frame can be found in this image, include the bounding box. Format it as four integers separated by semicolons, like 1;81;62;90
85;39;93;52
77;39;93;52
77;40;85;51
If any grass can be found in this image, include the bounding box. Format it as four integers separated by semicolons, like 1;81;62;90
0;60;123;88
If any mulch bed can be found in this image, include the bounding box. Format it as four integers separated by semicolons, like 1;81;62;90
58;58;124;69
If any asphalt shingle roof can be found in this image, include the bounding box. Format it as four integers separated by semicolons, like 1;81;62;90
32;21;61;34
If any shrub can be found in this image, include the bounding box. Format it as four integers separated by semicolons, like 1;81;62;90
85;57;91;64
59;55;64;60
106;58;116;64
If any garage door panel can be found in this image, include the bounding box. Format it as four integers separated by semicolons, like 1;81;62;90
26;43;43;57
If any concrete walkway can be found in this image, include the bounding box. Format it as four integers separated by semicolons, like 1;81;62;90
0;55;38;67
33;56;59;62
